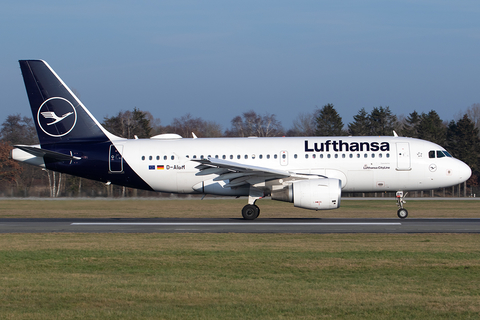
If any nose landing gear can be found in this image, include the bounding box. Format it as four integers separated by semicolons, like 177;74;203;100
396;191;408;219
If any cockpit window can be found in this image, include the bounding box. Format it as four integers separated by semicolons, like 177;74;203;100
429;150;452;158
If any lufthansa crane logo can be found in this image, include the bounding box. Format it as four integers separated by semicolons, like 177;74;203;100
37;97;77;137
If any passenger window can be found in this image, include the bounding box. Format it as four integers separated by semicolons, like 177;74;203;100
244;155;248;159
164;155;167;160
334;154;338;158
222;155;226;159
379;154;382;158
320;154;323;159
252;155;255;159
259;154;263;159
237;155;241;159
312;154;316;159
193;155;197;159
294;154;298;159
304;154;308;159
156;156;160;160
429;150;435;158
372;154;375;158
171;155;175;160
267;154;270;159
141;156;145;160
230;155;233;159
349;154;353;158
386;153;390;158
357;154;360;158
149;156;152;160
364;154;367;158
274;154;278;159
327;154;331;158
215;155;219;159
342;154;345;158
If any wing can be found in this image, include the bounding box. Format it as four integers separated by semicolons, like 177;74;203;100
193;157;291;188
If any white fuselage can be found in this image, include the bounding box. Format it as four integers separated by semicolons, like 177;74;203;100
115;135;471;195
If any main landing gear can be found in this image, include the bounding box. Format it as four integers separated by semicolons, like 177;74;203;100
242;204;260;220
396;191;408;219
242;187;263;220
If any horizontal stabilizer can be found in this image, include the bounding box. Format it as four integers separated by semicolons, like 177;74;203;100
14;145;81;162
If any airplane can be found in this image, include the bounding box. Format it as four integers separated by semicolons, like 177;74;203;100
11;60;472;220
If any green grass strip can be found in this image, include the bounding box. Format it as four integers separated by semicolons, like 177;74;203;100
1;233;479;319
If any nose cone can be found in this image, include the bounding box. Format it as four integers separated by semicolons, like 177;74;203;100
457;160;472;183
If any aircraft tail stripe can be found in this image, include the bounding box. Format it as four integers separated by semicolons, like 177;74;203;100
19;60;120;145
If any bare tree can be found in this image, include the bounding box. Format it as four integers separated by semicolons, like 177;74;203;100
0;114;38;145
287;112;317;136
225;110;284;137
464;103;480;137
103;108;154;138
166;113;222;138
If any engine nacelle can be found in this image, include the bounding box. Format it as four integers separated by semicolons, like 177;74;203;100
271;178;341;210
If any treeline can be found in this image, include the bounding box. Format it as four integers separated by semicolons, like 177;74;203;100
0;104;479;197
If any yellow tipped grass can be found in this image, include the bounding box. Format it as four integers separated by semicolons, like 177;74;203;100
1;199;479;318
0;198;479;218
1;233;480;319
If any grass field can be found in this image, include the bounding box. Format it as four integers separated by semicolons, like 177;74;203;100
1;233;479;319
0;198;479;218
0;199;479;319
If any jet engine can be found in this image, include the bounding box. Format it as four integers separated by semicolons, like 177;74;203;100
271;178;341;210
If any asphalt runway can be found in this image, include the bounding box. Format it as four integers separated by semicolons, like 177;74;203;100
1;218;480;233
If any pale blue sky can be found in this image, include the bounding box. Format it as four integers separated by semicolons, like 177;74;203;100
1;1;479;131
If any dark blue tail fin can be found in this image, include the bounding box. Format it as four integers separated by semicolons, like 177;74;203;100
19;60;113;146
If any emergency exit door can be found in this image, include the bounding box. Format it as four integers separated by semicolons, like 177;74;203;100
109;145;124;173
396;142;411;170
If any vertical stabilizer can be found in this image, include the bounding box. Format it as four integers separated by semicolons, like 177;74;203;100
19;60;115;145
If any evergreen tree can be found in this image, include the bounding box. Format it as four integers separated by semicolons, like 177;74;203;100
315;104;344;136
417;110;446;145
446;114;480;174
402;111;421;137
368;106;397;136
348;108;370;136
132;108;152;138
